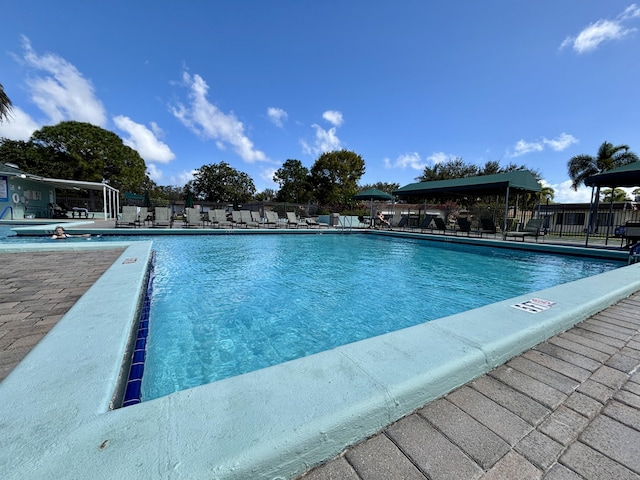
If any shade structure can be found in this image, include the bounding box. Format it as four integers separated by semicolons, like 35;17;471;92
143;191;151;208
352;188;394;201
393;170;541;239
353;188;394;227
583;161;640;246
585;161;640;188
393;170;541;197
185;192;194;208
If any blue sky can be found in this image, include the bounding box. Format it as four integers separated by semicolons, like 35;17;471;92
1;1;639;202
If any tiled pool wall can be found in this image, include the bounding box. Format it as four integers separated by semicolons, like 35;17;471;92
121;252;155;407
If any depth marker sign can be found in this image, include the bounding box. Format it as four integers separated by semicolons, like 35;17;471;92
511;297;556;314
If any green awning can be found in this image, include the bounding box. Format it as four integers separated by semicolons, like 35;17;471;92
393;170;541;197
124;192;144;200
585;161;640;188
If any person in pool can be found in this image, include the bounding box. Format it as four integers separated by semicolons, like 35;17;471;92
51;226;91;239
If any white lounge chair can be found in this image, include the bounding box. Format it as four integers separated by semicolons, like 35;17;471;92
153;207;173;228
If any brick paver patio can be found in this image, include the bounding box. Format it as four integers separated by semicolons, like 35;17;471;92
300;293;640;480
0;249;124;381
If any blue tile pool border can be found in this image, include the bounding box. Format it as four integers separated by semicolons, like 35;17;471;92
121;252;155;407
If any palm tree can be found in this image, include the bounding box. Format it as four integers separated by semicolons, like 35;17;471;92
0;83;13;123
601;188;629;203
567;141;639;190
540;186;555;203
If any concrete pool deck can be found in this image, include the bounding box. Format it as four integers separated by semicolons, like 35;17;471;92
0;234;640;479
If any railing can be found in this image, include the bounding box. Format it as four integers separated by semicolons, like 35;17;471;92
0;206;13;220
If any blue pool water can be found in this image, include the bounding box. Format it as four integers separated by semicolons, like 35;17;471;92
0;228;625;401
137;234;623;400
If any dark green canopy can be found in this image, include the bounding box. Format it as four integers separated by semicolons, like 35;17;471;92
353;187;394;201
393;170;541;197
585;161;640;188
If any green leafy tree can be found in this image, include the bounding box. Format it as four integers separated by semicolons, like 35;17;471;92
309;149;365;205
417;158;538;182
568;141;639;190
273;159;310;202
255;188;276;201
0;83;12;123
29;121;148;193
188;161;256;203
601;188;629;202
0;138;48;172
358;182;400;194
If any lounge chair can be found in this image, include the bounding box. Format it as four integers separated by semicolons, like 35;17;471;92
184;207;203;228
432;217;449;234
264;211;284;228
305;217;329;228
153;207;173;228
213;209;233;228
394;215;409;231
250;211;267;227
240;210;259;228
286;211;307;228
418;214;436;233
505;218;542;242
480;218;497;236
456;217;473;236
231;210;246;228
116;206;140;228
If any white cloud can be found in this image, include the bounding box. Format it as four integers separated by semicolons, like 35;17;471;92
548;179;593;203
427;152;451;164
301;125;342;155
167;169;196;187
146;163;163;183
267;107;287;128
560;5;639;53
171;71;268;163
512;139;544;157
544;133;579;151
0;106;40;140
384;152;428;171
259;167;278;187
510;133;578;157
19;36;106;125
322;110;343;127
300;110;345;156
113;115;175;163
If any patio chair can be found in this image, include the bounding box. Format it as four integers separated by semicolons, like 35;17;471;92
418;214;436;233
505;218;542;242
264;211;284;228
213;209;233;228
231;210;246;227
394;215;409;231
480;218;497;236
240;210;259;228
153;207;173;228
305;217;329;228
184;207;203;228
286;211;307;228
456;217;473;236
432;217;450;234
250;211;267;227
116;206;140;228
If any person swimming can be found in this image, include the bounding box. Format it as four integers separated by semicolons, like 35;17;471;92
51;226;91;239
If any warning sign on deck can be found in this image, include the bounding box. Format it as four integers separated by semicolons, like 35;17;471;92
511;297;556;314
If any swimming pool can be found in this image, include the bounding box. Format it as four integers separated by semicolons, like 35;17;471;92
135;234;623;400
0;226;625;401
2;226;638;480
